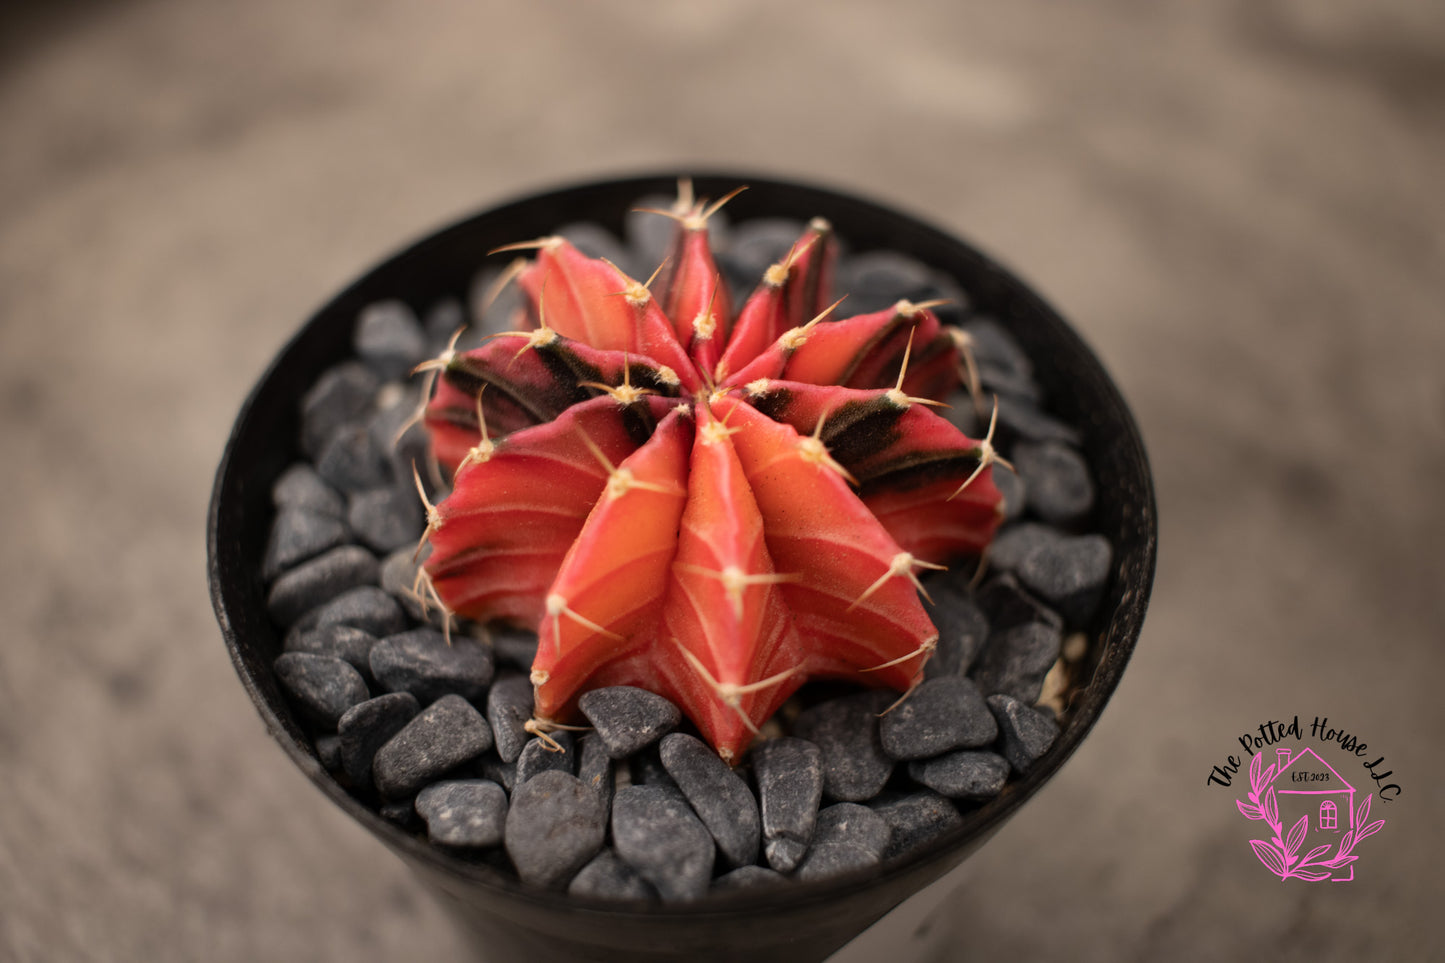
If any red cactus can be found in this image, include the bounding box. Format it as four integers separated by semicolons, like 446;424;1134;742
416;184;1007;761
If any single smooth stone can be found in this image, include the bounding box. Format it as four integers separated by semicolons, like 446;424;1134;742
272;463;345;518
567;849;657;902
286;623;378;679
354;299;428;381
261;508;349;582
921;580;990;679
505;771;607;890
373;694;494;799
1012;440;1095;526
1016;533;1112;627
975;574;1063;635
272;653;369;730
908;751;1011;801
369;628;494;705
712;865;788;893
795;803;892;883
516;732;575;785
792;690;895;802
486;675;534;764
378;548;431;623
415;779;508;848
979;361;1044;405
660;733;760;868
347;486;424;554
869;791;964;860
988;695;1061;775
314;734;343;772
300;361;380;459
750;737;824;874
840;250;943;314
309;585;408;639
986;523;1064;576
994;396;1083;448
489;625;539;670
316;422;392;493
578;686;681;759
994;465;1027;521
960;318;1033;378
972;622;1063;704
576;733;615;816
879;676;997;760
338;691;419;788
423;296;466;347
267;546;379;627
611;785;714;902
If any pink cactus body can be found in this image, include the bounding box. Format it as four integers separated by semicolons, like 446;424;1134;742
419;186;1005;761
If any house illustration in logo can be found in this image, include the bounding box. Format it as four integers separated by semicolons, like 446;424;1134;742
1266;746;1357;881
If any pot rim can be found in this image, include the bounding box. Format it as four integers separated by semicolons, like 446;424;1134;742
207;169;1157;922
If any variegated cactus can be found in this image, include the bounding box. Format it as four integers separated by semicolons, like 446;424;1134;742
412;183;1008;761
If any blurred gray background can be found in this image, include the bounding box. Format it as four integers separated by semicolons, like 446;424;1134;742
1;1;1441;960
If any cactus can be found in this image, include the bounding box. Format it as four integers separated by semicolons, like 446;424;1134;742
414;183;1007;761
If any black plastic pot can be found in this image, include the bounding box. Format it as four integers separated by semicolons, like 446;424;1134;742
208;173;1156;963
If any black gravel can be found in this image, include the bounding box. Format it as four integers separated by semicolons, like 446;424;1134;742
972;622;1063;705
988;694;1061;776
285;623;377;679
338;691;419;788
611;784;715;902
516;732;576;785
415;779;508;849
267;547;380;627
262;509;349;582
486;675;534;764
908;750;1011;801
794;803;892;883
373;694;493;799
878;676;997;760
870;791;964;861
751;737;824;874
504;771;606;890
792;690;895;802
660;733;760;868
272;652;369;729
578;686;681;759
1012;439;1095;525
568;849;657;901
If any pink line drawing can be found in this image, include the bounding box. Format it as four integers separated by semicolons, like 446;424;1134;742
1236;749;1384;881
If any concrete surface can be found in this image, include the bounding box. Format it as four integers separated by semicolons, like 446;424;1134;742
1;1;1441;960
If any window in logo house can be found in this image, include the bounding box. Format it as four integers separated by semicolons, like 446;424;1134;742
1319;800;1338;831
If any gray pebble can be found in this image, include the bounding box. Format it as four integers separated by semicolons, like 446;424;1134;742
987;695;1061;775
712;865;788;893
315;734;343;772
486;675;534;764
423;296;467;348
347;486;424;554
750;737;824;874
504;771;606;890
986;523;1064;575
489;625;540;670
516;732;575;785
795;803;892;883
261;509;349;582
316;422;392;493
792;690;895;802
908;751;1011;801
840;250;942;315
576;733;615;815
355;299;428;381
972;622;1063;704
994;396;1083;448
611;785;714;902
993;464;1027;520
660;733;760;868
373;694;493;799
718;218;805;284
311;585;408;638
578;686;681;759
1017;533;1112;627
338;691;419;788
960;318;1033;378
300;362;379;459
628;745;677;790
1012;441;1095;526
378;548;429;623
272;653;369;730
286;623;378;679
567;849;657;902
267;546;379;627
979;361;1044;405
272;463;345;518
369;627;493;704
879;676;997;760
415;780;508;849
479;755;517;794
975;574;1063;635
921;581;989;679
869;791;963;860
379;799;423;832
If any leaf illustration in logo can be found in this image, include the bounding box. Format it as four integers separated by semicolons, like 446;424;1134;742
1301;843;1332;865
1263;785;1280;827
1249;752;1264;791
1236;799;1265;820
1293;868;1333;882
1250;839;1288;878
1357;819;1385;844
1285;815;1309;861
